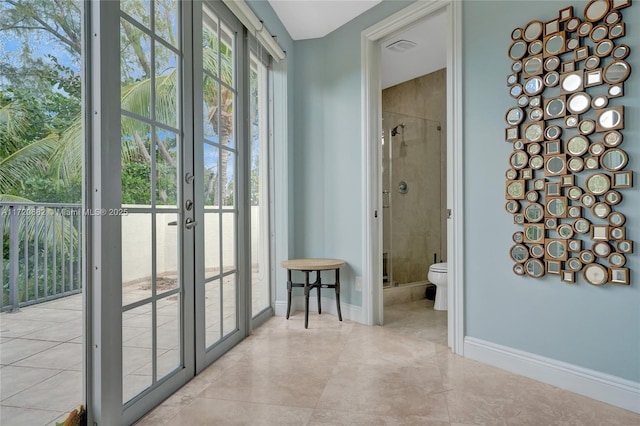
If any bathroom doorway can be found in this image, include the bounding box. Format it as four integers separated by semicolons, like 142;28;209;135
361;0;464;350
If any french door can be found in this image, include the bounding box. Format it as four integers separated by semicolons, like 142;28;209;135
112;1;248;422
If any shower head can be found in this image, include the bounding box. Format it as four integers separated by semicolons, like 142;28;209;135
391;123;405;136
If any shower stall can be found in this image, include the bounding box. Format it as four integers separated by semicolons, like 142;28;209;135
382;112;445;289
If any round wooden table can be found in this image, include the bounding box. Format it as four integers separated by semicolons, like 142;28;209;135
280;258;346;328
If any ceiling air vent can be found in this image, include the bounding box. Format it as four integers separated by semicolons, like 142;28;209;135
385;39;417;53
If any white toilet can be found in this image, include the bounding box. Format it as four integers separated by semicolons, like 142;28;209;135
428;262;448;311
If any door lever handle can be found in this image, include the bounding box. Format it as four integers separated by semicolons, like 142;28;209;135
185;217;197;230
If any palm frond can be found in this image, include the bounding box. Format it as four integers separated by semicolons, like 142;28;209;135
0;134;59;193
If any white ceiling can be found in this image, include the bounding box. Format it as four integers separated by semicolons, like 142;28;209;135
268;0;382;40
267;0;447;89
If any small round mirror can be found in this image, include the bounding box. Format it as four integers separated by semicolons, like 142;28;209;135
546;157;565;175
505;200;520;213
544;56;560;71
565;116;578;127
529;155;544;170
595;39;614;57
608;253;626;267
579;119;595;135
505;107;524;125
618;241;632;253
510;150;528;169
584;56;600;70
612;45;629;60
611;228;624;240
583;263;607;286
545;35;564;55
524;77;544;95
601;148;628;172
574;219;590;234
568;157;584;173
545;98;564;116
579;250;595;263
592;202;610;218
526;190;539;202
547;240;566;259
591;95;608;109
513;264;525;275
610;23;624;38
566;18;580;32
584;0;610;22
566;38;579;50
557;224;574;239
544;72;559;87
580;194;595;208
567;93;591;114
566;135;589;156
546;198;566;217
604;190;622;205
604;131;622;147
524;56;543;75
512;61;523;72
517;95;529;107
586;173;610;195
525;203;544;222
593;242;611;257
510;244;529;263
509;41;528;60
525;259;544;278
534;179;545;190
603;61;630;84
578;22;593;37
525;226;543;243
608;212;625;226
567;258;582;271
525;123;543;142
507;181;524;198
545;126;561;140
507;73;518;86
598;109;621;130
568;186;582;200
529;108;543;121
568;206;581;218
530;245;544;258
527;143;541;155
523;20;543;41
589;142;605;156
590;25;608;41
605;10;621;25
585;157;599;170
561;73;582;92
529;40;543;55
510;84;523;98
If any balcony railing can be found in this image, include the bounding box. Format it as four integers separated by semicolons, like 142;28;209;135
1;202;83;312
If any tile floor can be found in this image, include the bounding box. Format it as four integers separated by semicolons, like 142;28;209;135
137;307;640;425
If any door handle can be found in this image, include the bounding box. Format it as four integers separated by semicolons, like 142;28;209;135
185;217;197;230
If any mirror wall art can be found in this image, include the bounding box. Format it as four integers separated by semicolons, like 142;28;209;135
505;0;633;286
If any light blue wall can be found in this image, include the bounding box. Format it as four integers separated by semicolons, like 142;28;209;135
249;0;640;383
463;1;640;382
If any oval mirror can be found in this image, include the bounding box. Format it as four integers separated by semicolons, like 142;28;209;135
524;203;544;222
617;241;632;253
523;20;543;41
512;61;523;72
567;258;582;271
513;140;524;150
592;202;610;218
509;41;528;60
517;95;529;107
604;190;622;205
598;109;621;130
547;241;566;259
590;25;608;41
545;99;564;117
595;39;613;57
546;157;565;175
566;135;589;156
505;107;524;125
567;92;591;114
610;23;624;38
584;0;610;22
608;212;625;226
578;22;593;37
585;157;599;170
603;61;630;84
544;56;560;71
581;194;595;208
561;73;582;92
584;56;600;70
530;155;544;170
510;84;523;98
524;56;542;75
574;219;590;234
510;150;528;169
583;263;607;286
612;44;629;60
579;250;595;263
557;224;574;239
530;245;544;258
507;73;518;86
512;28;523;40
525;259;544;278
546;198;566;217
604;130;622;147
505;200;520;214
530;108;543;121
566;38;579;50
611;227;624;240
589;142;605;156
544;72;559;87
529;40;543;55
586;173;610;195
545;126;561;140
530;97;541;107
591;95;608;109
568;186;582;201
593;242;611;257
608;85;623;97
601;148;628;172
568;157;584;173
565;116;578;128
566;18;580;32
526;190;539;202
568;206;581;218
507;181;524;198
528;143;541;155
545;35;564;55
524;76;544;95
608;253;626;267
513;264;525;275
510;244;529;263
605;10;621;25
525;123;543;142
506;168;518;180
525;226;543;243
579;119;595;135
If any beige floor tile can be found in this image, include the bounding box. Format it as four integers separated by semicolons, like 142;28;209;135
309;409;452;426
0;338;61;365
0;406;64;426
13;342;82;371
0;365;61;401
1;370;81;412
0;318;54;339
19;321;82;342
157;398;314;426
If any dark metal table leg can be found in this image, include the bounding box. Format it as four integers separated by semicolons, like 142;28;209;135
286;269;293;319
335;268;343;321
316;270;322;314
304;271;310;329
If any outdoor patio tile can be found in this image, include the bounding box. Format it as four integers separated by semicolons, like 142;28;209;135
13;307;82;323
20;321;82;342
13;342;82;371
0;317;54;339
0;338;60;365
0;406;64;426
0;365;61;401
1;370;82;412
31;294;82;311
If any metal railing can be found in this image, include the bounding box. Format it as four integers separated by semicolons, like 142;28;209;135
1;202;82;312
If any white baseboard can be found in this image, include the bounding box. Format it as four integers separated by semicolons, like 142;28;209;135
274;296;364;324
464;337;640;414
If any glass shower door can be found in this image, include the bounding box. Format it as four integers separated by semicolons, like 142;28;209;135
382;112;444;287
